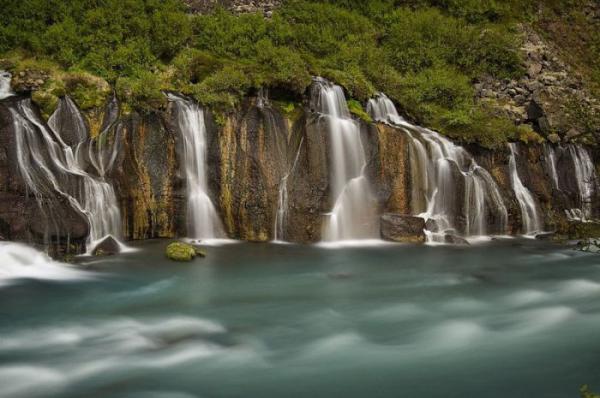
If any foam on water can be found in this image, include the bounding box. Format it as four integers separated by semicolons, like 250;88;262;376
316;239;396;249
421;320;486;349
184;238;240;247
124;392;200;398
558;279;600;298
505;289;549;307
509;306;577;334
0;366;66;397
0;242;93;287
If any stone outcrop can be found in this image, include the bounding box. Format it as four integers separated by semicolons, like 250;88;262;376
92;235;121;256
475;25;600;143
380;214;425;243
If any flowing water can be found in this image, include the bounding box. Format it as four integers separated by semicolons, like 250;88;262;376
312;78;377;241
568;145;598;220
544;143;598;221
274;138;304;242
168;94;224;240
1;239;600;398
0;70;14;99
9;99;122;251
367;93;508;241
508;143;542;234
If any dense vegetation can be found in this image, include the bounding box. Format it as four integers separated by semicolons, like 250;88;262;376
0;0;597;147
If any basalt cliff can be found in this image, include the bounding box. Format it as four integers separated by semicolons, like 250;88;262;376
1;75;599;256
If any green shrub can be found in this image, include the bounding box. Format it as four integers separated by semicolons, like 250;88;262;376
116;71;166;114
347;99;372;122
191;65;252;109
61;71;111;110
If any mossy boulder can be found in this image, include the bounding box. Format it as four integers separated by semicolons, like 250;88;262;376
165;242;206;262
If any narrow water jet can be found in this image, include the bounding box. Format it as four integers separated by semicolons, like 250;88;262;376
508;143;542;234
9;99;122;251
274;137;304;242
168;94;224;240
311;78;378;241
543;144;560;190
367;93;508;241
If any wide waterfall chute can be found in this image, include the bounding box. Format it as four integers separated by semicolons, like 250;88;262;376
311;77;378;241
367;93;508;242
508;143;542;235
168;94;224;241
9;98;123;252
544;143;598;221
0;70;14;100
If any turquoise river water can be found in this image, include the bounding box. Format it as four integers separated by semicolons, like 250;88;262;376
1;239;600;398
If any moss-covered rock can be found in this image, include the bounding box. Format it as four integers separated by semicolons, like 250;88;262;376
31;90;59;119
165;242;205;262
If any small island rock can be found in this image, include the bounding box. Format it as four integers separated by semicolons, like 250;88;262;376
166;242;206;262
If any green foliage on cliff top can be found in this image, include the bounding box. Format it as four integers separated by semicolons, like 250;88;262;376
0;0;594;145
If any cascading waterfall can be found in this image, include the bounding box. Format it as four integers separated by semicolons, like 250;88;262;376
312;78;378;241
508;143;542;234
87;95;121;179
368;93;508;241
0;70;13;99
543;144;560;190
274;137;304;242
367;93;405;125
168;94;224;240
9;99;122;251
568;145;598;221
545;143;598;221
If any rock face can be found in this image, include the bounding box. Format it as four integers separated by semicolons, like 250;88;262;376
0;96;89;257
475;25;600;142
380;214;425;243
115;110;183;240
1;81;600;254
208;97;288;241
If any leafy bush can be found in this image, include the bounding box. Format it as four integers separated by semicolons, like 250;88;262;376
116;71;166;114
3;0;590;148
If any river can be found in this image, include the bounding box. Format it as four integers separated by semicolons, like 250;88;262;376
1;239;599;397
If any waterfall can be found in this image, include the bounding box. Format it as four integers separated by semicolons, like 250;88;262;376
312;78;377;241
367;93;508;241
367;93;405;125
274;137;304;242
168;94;224;240
566;145;598;221
508;143;542;234
0;70;13;100
542;143;598;221
543;144;561;190
9;99;122;251
87;95;121;179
